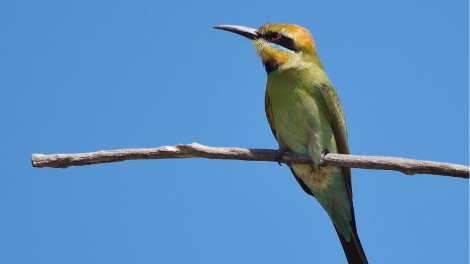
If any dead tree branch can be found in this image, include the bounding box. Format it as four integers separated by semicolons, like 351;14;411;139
31;143;469;179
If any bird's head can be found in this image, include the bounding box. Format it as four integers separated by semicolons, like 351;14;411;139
213;23;322;73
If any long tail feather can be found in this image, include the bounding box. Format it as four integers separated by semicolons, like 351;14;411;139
334;222;368;264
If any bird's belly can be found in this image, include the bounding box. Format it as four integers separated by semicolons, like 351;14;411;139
291;164;338;191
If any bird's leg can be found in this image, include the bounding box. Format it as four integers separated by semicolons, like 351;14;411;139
276;146;290;166
319;148;330;169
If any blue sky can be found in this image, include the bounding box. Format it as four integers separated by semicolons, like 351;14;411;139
0;0;468;263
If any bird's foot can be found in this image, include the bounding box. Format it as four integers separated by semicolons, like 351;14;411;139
276;146;289;166
318;149;330;170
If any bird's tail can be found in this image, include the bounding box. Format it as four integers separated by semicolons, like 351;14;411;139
334;221;368;264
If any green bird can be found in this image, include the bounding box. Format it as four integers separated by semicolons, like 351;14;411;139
214;23;368;264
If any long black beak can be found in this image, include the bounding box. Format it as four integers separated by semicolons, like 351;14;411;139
213;25;259;40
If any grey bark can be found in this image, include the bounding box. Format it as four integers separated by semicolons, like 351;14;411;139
31;143;469;179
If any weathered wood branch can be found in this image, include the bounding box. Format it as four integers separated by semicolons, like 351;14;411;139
31;143;469;179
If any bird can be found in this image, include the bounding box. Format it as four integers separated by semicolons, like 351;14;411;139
213;23;368;264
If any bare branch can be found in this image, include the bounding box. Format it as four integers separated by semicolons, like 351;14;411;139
31;143;469;179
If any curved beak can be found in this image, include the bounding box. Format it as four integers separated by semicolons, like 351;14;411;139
212;25;259;40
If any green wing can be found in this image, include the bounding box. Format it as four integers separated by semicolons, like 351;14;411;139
318;83;353;205
319;83;368;264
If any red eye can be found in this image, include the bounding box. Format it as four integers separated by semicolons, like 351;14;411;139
271;32;282;41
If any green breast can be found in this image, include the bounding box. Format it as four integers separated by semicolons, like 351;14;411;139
266;68;337;161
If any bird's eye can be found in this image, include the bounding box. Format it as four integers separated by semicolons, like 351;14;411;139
271;32;282;41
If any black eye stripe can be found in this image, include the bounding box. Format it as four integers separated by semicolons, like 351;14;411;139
276;36;299;52
263;33;299;52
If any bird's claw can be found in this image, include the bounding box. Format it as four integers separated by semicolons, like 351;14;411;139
276;146;289;166
319;149;330;169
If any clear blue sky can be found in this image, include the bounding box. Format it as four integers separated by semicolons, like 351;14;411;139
0;0;468;263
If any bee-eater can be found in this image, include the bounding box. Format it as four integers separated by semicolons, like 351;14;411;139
213;23;368;264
